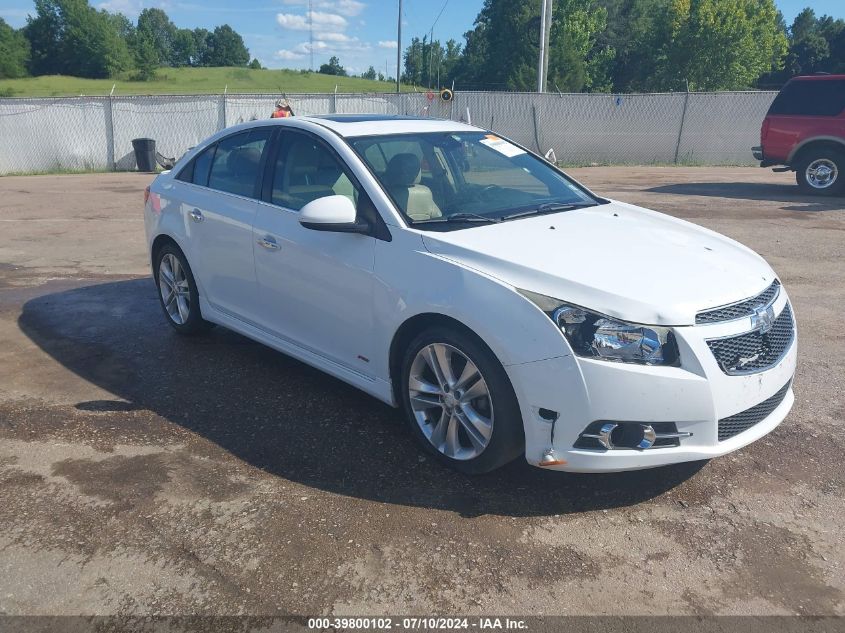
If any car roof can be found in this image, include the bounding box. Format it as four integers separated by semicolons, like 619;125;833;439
791;74;845;82
295;114;481;137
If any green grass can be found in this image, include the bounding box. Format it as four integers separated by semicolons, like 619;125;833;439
0;66;414;98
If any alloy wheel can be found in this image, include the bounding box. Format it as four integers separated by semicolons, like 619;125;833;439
407;343;494;460
806;158;838;190
158;253;191;325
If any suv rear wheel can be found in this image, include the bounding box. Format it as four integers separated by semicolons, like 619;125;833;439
796;148;844;196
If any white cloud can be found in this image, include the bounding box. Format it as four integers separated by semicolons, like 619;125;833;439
281;0;365;17
96;0;144;16
288;38;369;54
378;40;397;49
276;10;348;31
276;13;309;30
275;49;305;60
319;32;355;42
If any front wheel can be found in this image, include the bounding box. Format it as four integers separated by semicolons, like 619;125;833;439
400;327;524;474
796;149;844;196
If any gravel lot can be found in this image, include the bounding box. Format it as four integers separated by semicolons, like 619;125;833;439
0;167;843;618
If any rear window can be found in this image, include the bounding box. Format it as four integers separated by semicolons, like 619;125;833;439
768;79;845;117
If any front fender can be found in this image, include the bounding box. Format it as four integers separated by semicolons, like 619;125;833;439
372;231;572;379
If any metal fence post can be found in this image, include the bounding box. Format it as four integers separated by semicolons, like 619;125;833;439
532;103;542;154
673;90;691;165
221;86;228;130
105;94;116;171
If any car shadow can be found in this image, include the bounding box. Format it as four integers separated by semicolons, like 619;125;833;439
646;182;844;212
17;278;705;517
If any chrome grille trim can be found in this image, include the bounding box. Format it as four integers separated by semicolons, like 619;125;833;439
718;381;791;441
696;280;781;325
706;304;794;375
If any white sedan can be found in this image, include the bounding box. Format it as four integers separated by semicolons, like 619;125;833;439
144;115;797;474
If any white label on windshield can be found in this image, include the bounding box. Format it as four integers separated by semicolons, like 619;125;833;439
480;135;525;158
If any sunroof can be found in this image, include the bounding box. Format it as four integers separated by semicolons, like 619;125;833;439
309;114;422;123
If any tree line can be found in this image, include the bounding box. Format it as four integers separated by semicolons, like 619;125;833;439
0;0;255;81
2;0;843;91
399;0;845;92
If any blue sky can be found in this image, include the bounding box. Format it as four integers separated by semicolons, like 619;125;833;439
1;0;843;76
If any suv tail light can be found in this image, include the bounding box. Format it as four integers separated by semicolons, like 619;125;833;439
761;118;770;142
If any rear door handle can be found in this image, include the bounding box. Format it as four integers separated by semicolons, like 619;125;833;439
189;209;204;223
257;235;281;250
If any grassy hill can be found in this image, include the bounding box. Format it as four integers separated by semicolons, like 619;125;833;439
0;66;414;98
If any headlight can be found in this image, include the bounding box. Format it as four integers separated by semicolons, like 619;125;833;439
519;290;679;366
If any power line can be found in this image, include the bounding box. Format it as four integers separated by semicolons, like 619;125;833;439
430;0;450;33
427;0;450;88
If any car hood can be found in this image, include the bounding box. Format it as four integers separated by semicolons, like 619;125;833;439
421;200;776;326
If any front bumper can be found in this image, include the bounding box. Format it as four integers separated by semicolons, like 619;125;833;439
508;290;797;472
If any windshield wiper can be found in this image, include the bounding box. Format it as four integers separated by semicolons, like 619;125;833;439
447;212;502;223
414;212;501;224
500;202;596;221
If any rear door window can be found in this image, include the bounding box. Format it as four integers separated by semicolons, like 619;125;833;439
768;80;845;116
207;128;273;198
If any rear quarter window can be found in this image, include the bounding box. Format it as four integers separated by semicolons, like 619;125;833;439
176;144;215;187
768;80;845;117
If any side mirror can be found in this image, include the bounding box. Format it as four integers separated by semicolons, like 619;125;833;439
298;195;369;234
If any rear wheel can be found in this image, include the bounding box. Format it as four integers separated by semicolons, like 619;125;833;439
400;327;524;474
153;243;212;335
796;149;844;196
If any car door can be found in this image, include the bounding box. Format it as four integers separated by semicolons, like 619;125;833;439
175;127;274;322
251;128;377;377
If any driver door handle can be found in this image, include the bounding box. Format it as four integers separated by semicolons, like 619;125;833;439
257;235;281;251
189;209;204;223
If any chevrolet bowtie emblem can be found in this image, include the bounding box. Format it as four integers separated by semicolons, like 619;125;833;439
751;304;775;334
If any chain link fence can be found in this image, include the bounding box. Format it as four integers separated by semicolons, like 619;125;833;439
0;90;776;175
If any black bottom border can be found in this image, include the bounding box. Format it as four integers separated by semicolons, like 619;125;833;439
0;616;842;633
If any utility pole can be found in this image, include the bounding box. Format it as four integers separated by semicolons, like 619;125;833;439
309;0;314;71
537;0;552;93
543;0;552;91
396;0;402;93
429;28;434;89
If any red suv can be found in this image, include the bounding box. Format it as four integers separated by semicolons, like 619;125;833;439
753;74;845;196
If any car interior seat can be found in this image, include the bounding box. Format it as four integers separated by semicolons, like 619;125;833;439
382;153;442;221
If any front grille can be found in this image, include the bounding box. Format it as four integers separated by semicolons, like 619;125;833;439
718;381;791;441
696;280;780;325
706;304;794;375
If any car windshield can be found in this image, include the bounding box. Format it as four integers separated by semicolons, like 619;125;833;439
348;131;602;228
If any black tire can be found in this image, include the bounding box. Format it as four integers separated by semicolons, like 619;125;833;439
795;148;844;196
400;326;524;475
153;243;213;335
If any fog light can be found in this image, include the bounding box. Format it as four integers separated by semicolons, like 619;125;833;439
576;422;691;450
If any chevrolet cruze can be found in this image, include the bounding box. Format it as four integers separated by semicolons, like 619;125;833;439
144;115;797;474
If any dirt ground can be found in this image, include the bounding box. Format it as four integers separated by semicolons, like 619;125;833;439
0;166;843;618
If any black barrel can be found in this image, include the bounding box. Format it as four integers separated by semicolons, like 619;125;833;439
131;138;157;172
